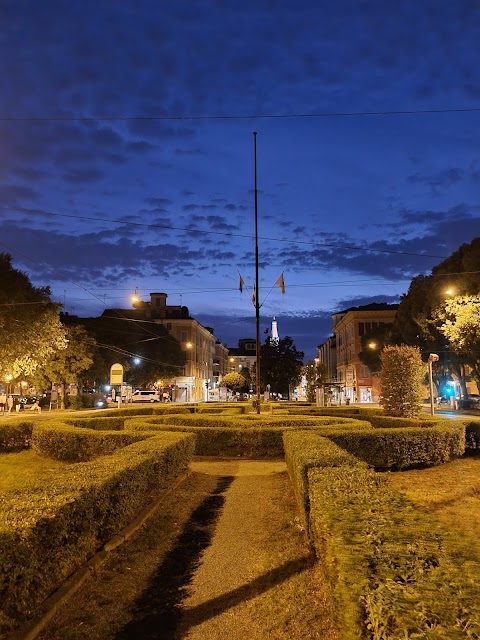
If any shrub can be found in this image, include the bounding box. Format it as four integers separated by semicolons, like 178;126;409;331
379;345;425;417
32;422;153;461
64;416;127;431
283;432;366;528
464;419;480;450
308;464;480;639
326;423;465;470
0;421;34;452
0;432;195;635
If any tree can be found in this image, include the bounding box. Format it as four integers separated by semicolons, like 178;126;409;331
221;372;249;393
303;359;327;402
33;325;95;409
258;336;304;396
434;296;480;391
390;238;480;398
0;254;67;382
379;345;425;417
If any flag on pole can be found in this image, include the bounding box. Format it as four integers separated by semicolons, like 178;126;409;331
275;272;285;295
238;272;245;293
251;286;256;306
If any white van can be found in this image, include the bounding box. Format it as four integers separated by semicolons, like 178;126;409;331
131;390;161;403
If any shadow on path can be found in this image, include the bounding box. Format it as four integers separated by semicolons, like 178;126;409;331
179;554;314;634
114;475;234;640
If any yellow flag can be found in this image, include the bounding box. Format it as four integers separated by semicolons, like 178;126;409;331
275;273;285;294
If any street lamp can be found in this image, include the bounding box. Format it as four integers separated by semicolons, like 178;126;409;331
131;287;140;306
428;354;439;416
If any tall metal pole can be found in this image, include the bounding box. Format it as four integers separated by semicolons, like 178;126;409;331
254;132;261;414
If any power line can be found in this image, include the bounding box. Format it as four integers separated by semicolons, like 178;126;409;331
1;106;480;122
2;206;449;259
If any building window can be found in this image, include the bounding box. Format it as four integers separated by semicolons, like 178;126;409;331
358;322;365;337
166;322;172;330
181;331;187;342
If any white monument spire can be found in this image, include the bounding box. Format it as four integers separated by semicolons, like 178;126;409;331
271;316;279;343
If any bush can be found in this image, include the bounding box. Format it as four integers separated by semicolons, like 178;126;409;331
307;464;480;639
326;423;465;470
0;421;34;452
65;393;101;410
465;419;480;450
0;432;195;635
64;416;127;431
379;345;425;417
32;422;153;461
283;432;366;528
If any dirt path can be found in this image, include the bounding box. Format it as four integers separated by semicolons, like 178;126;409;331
39;460;338;640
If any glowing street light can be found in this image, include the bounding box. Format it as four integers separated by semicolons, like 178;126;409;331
131;287;140;306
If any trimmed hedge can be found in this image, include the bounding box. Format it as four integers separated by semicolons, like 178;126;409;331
126;420;287;457
64;416;127;431
283;432;366;528
0;421;34;452
0;432;195;635
32;422;153;462
102;405;192;417
124;414;371;457
326;423;465;470
144;413;372;430
464;419;480;450
308;464;480;640
195;405;247;414
271;405;383;418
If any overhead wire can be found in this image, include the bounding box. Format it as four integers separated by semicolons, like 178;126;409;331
1;206;450;259
1;106;480;122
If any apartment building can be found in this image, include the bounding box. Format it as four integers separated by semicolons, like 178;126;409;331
333;303;398;403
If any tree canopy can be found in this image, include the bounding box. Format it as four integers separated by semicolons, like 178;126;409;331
258;336;304;396
221;371;249;392
32;325;95;408
389;238;480;397
434;295;480;389
0;253;67;380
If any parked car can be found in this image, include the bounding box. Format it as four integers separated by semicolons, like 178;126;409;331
131;390;161;403
458;394;480;410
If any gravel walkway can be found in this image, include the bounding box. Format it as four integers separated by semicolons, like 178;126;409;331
39;459;338;640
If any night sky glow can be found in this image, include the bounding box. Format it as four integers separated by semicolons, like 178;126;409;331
2;1;480;358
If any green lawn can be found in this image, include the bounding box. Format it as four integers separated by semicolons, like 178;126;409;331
0;450;70;496
386;456;480;560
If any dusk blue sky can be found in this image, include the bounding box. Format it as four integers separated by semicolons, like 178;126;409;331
2;0;480;359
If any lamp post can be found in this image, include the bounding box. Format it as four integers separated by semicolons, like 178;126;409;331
428;354;439;416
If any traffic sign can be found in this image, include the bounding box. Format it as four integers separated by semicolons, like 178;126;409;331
110;363;124;385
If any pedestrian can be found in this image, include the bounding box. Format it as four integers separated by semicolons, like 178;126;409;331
7;395;14;413
0;393;6;414
30;400;41;413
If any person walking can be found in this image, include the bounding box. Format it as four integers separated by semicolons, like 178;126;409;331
7;395;14;413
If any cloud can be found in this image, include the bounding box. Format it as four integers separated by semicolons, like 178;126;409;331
0;185;39;203
407;167;463;191
63;168;106;184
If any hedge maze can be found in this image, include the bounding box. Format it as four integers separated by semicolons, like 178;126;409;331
1;402;479;639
